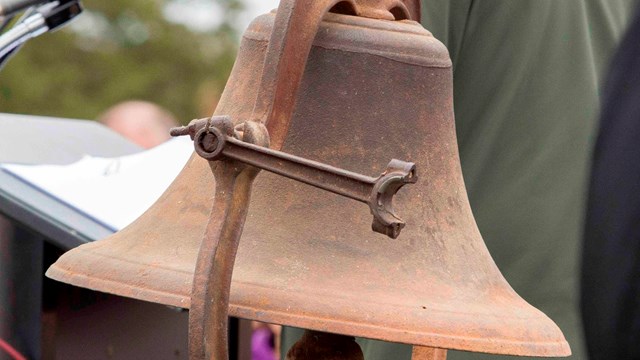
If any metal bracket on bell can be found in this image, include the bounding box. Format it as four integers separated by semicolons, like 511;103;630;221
171;116;417;239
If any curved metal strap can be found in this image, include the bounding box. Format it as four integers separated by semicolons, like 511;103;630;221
250;0;348;150
189;164;255;360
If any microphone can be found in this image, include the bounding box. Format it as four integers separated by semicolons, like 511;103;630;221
0;0;47;17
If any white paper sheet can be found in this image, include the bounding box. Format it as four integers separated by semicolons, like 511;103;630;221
2;137;194;231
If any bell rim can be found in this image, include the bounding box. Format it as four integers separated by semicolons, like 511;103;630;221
46;257;571;357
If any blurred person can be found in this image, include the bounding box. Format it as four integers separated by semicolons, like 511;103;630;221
279;1;635;359
253;322;281;360
582;3;640;359
99;101;178;149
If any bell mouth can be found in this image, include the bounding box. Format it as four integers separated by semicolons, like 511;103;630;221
48;246;570;357
231;282;571;358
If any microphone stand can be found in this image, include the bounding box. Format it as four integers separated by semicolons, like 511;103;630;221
0;0;82;71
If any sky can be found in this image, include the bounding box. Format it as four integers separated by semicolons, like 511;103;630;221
240;0;280;30
162;0;281;33
68;0;282;50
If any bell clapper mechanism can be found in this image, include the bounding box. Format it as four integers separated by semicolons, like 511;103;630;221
0;0;83;71
171;116;417;239
46;0;572;359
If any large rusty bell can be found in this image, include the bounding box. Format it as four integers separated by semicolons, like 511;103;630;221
47;0;571;358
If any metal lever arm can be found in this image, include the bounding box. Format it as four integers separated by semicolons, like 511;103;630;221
172;116;417;239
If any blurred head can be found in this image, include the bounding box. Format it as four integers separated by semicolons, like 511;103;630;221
99;101;178;149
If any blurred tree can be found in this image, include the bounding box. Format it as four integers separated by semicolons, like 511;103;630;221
0;0;244;123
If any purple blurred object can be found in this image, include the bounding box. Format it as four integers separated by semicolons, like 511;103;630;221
252;327;275;360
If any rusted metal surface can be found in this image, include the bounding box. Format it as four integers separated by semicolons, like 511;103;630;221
286;331;364;360
47;0;572;358
252;0;422;151
173;116;416;238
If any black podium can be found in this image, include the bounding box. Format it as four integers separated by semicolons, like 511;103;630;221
0;113;194;360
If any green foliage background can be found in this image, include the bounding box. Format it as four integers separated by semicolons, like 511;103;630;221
0;0;242;124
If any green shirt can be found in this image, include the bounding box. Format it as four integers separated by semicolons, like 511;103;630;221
283;1;635;359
